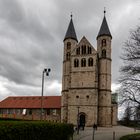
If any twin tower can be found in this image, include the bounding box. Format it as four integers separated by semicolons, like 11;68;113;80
61;12;117;126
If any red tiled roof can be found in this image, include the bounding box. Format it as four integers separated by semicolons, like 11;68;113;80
0;96;61;109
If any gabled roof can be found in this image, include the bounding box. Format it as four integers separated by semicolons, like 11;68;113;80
64;16;78;42
0;96;61;109
97;15;112;39
71;36;96;55
78;36;95;48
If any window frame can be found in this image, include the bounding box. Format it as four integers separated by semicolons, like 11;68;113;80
102;49;106;58
102;39;106;47
67;42;71;50
88;58;93;66
81;58;86;67
74;58;79;67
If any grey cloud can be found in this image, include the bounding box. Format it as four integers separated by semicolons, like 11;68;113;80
0;0;53;42
0;0;58;87
5;83;41;96
0;0;24;22
0;0;140;100
0;33;62;87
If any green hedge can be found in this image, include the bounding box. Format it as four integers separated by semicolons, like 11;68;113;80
0;121;73;140
120;133;140;140
0;118;22;121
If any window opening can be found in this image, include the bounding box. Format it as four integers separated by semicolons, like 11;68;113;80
74;59;79;67
102;39;106;47
81;58;86;67
88;46;92;54
88;58;93;66
102;49;106;58
82;45;86;54
76;47;80;55
66;53;70;60
76;95;79;98
67;42;71;50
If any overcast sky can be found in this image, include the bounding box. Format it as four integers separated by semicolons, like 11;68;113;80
0;0;140;101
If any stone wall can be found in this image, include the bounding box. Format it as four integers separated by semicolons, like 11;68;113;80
112;103;118;125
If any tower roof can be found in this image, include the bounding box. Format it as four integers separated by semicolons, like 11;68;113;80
97;11;112;39
64;15;78;42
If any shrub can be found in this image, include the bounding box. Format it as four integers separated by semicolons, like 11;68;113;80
0;121;73;140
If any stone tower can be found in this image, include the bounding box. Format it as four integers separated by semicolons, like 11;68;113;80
61;12;116;127
61;15;78;123
97;11;112;126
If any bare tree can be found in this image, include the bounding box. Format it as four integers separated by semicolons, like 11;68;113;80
119;26;140;107
122;105;133;125
135;105;140;121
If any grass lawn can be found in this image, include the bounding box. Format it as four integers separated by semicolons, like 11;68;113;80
120;133;140;140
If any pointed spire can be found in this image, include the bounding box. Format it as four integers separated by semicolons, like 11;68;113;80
97;10;112;39
64;14;78;42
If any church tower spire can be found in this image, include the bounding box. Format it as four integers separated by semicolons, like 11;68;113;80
97;10;112;39
64;14;78;42
61;14;78;123
97;10;112;126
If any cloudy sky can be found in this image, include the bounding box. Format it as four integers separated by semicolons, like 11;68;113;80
0;0;140;101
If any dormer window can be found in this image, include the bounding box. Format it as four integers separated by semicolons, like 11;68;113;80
102;39;106;47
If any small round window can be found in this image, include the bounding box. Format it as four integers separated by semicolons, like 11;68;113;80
76;95;79;98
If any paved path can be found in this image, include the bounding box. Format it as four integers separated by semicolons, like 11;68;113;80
73;125;140;140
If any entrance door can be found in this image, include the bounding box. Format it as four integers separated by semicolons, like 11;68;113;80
79;114;85;127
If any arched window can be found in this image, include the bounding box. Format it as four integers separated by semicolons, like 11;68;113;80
81;58;86;67
82;45;86;54
66;53;70;60
76;47;80;55
88;58;93;66
102;39;106;47
67;42;71;50
81;46;84;54
88;46;92;54
74;59;79;67
102;49;106;58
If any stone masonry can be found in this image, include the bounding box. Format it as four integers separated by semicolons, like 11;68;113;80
61;12;118;127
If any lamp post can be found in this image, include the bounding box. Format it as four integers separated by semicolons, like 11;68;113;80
41;68;51;120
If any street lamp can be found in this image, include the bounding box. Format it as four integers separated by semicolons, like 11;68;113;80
41;68;51;120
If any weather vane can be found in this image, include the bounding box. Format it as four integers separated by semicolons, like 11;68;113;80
70;12;73;18
104;7;106;16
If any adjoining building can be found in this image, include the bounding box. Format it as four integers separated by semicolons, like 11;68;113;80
61;11;118;127
0;96;61;121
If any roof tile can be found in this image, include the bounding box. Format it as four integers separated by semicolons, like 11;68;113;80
0;96;61;109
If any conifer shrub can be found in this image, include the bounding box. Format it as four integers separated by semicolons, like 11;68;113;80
0;121;73;140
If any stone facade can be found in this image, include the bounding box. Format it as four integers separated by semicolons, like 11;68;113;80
61;13;118;127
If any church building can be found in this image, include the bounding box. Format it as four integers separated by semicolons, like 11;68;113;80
61;11;117;127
